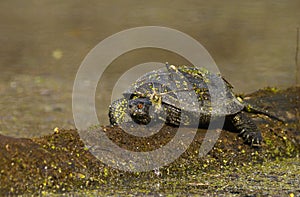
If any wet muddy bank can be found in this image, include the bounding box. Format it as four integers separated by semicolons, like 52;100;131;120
0;87;299;195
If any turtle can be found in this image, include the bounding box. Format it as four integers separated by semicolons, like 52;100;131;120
109;63;281;146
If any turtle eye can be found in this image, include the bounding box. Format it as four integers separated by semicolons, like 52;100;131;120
137;103;144;109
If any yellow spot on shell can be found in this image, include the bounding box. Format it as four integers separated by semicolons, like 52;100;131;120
103;168;109;177
237;97;243;103
54;127;59;134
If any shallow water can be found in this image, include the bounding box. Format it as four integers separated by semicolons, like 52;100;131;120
0;1;300;130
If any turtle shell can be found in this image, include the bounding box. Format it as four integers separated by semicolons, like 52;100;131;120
123;64;244;116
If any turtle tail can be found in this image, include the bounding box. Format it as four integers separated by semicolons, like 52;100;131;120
243;101;284;122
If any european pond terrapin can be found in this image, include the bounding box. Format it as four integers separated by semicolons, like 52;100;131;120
109;64;281;146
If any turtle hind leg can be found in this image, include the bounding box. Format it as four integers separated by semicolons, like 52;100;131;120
229;112;262;146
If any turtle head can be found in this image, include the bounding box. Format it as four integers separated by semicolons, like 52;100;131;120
128;98;152;125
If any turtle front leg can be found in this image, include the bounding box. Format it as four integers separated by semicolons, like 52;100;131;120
109;98;128;126
229;112;262;146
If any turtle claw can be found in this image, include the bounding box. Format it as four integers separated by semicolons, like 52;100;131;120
238;129;262;147
231;112;263;147
250;136;262;147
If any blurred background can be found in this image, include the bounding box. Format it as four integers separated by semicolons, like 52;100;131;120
0;0;299;137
